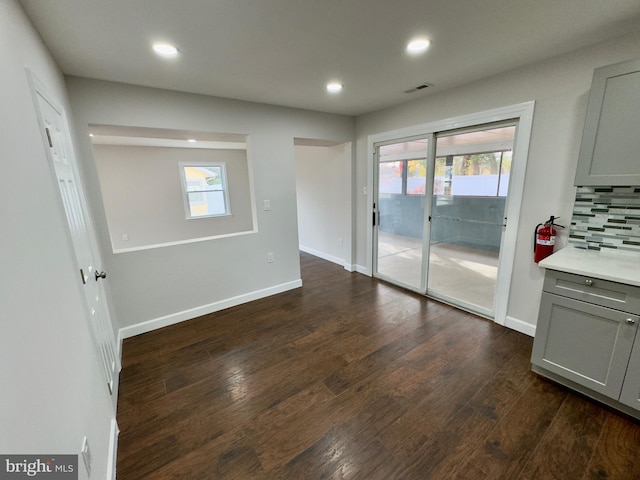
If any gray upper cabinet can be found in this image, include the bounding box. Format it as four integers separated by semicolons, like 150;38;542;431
574;57;640;186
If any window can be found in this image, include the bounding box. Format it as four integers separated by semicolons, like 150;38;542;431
407;159;426;195
180;163;230;218
434;150;512;197
379;158;428;196
186;179;206;204
379;161;404;194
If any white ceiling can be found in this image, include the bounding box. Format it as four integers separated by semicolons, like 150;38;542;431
19;0;640;116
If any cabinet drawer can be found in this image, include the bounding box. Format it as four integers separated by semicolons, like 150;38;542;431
543;270;640;314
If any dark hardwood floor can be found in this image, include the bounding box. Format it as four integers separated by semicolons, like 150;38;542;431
116;252;640;479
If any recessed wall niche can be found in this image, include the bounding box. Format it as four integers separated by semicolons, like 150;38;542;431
90;125;256;252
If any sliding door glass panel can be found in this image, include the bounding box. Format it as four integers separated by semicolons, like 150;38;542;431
428;125;515;313
375;138;429;290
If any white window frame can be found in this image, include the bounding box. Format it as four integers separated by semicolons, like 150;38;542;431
179;162;231;219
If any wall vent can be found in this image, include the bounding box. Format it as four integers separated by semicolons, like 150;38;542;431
404;82;434;93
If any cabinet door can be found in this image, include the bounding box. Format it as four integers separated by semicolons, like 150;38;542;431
574;58;640;186
620;330;640;410
532;293;638;398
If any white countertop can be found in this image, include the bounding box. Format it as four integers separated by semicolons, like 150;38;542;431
539;246;640;287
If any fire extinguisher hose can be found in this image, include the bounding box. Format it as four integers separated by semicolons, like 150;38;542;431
533;223;543;253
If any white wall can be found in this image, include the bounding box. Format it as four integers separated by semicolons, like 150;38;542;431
0;1;116;478
295;144;350;266
66;78;355;333
93;145;254;251
354;31;640;334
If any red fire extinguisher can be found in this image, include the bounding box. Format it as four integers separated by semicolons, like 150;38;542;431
534;216;564;263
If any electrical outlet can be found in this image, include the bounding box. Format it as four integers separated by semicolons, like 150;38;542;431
267;252;274;263
81;436;92;477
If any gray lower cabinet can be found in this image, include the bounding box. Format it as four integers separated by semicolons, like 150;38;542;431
620;338;640;409
532;269;640;416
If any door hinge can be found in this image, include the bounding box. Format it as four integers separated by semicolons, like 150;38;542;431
45;127;53;147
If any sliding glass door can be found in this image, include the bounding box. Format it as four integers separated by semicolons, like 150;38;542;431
374;136;430;290
373;122;517;318
427;124;515;316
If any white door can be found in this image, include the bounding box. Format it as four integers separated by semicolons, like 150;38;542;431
30;75;119;398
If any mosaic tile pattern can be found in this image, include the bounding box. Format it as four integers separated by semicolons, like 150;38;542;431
570;186;640;251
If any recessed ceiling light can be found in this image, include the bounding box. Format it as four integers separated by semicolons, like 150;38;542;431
152;43;179;58
187;139;197;143
89;133;94;137
406;38;431;55
326;82;343;94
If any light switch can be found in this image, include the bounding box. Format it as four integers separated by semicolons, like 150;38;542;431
263;200;271;211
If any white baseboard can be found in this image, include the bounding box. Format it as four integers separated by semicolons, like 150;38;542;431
119;279;302;339
107;418;119;480
505;315;536;337
299;245;345;267
353;264;370;276
297;246;370;277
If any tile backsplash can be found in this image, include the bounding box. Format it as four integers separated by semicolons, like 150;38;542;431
570;186;640;252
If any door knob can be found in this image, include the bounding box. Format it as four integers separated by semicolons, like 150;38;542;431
95;270;107;281
584;279;593;286
626;318;636;325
